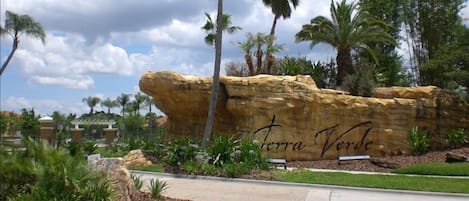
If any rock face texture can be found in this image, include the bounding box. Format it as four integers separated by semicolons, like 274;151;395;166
95;158;138;201
139;71;469;161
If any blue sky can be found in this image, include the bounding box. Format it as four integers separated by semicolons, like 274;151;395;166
1;0;468;116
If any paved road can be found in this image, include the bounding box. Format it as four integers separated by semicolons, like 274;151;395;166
132;171;469;201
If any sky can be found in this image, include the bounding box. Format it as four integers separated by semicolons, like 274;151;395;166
1;0;468;117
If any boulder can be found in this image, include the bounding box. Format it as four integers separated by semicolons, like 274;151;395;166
124;149;153;167
95;158;138;201
139;71;469;161
446;152;469;163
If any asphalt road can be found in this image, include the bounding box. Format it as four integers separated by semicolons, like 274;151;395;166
132;171;469;201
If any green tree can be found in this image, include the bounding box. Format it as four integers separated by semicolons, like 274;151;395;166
262;0;299;73
117;93;131;116
401;0;466;85
18;108;40;139
295;0;394;86
143;94;154;115
134;92;146;115
82;96;101;115
420;25;469;92
202;0;224;149
201;12;241;46
0;112;8;135
100;97;119;115
0;10;46;76
357;0;405;86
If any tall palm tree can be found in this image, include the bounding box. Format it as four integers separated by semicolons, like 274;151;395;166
116;93;131;116
100;98;118;115
201;12;241;46
82;96;101;115
134;92;146;115
202;0;224;149
0;10;46;76
262;0;299;73
295;0;394;86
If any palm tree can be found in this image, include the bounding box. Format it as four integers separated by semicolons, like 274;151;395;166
143;94;154;115
201;12;241;46
82;96;101;115
100;98;118;115
0;10;46;76
262;0;299;73
116;93;131;116
236;33;255;75
202;0;224;149
295;0;394;86
134;92;146;115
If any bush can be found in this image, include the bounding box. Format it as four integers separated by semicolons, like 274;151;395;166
0;138;114;201
408;127;431;155
446;128;468;148
223;163;250;178
237;140;269;170
163;137;199;167
345;66;376;96
208;135;237;167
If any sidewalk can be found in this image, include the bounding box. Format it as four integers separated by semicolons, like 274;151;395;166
132;170;469;201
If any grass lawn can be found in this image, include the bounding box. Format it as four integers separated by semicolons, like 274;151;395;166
270;169;469;194
392;162;469;176
128;165;165;173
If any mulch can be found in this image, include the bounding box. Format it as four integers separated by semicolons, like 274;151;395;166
287;147;469;173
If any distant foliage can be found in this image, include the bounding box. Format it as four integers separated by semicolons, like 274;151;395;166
407;127;431;155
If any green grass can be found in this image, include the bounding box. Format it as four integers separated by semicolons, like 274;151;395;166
392;162;469;176
128;165;165;173
270;169;469;194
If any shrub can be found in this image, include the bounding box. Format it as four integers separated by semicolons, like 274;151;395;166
208;135;237;167
82;141;98;155
223;163;250;178
149;179;168;199
408;127;431;155
237;140;269;170
446;128;468;148
163;138;199;167
0;138;114;201
345;66;376;96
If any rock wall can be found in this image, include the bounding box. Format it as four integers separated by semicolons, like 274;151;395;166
139;71;469;161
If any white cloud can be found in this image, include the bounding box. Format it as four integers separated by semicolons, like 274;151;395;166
12;33;149;89
1;96;75;116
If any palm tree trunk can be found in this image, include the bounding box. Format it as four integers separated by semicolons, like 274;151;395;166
245;54;254;76
0;38;19;76
255;50;263;74
202;0;223;149
336;48;353;87
265;16;279;74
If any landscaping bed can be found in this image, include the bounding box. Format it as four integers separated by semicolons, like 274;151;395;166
286;147;469;173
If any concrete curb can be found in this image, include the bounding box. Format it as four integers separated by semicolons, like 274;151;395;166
130;170;469;198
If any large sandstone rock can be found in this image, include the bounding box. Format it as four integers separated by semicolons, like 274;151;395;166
96;158;138;201
139;71;469;161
